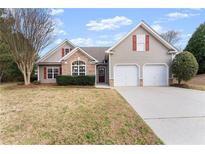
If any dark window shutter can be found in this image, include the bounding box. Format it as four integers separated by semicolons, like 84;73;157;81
132;35;136;51
60;66;62;75
44;67;47;79
145;35;149;51
62;48;64;57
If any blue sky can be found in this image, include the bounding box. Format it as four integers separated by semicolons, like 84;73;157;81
42;8;205;55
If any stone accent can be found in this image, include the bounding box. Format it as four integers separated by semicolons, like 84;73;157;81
109;79;114;87
109;78;173;87
140;79;143;87
61;49;95;76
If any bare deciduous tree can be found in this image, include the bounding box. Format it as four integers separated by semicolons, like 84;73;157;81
161;30;181;45
0;9;54;85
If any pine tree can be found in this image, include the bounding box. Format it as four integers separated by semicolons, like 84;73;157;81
185;22;205;74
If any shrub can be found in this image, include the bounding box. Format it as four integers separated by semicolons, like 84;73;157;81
56;75;95;86
32;80;40;85
31;75;37;82
172;51;198;84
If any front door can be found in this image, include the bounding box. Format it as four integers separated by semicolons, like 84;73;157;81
98;66;105;83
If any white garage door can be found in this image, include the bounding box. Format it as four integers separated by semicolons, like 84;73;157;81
143;64;168;86
114;65;139;86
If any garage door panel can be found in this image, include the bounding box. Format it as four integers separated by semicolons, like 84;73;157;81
114;65;139;86
143;64;168;86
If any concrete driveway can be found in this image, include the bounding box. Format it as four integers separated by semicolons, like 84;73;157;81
116;87;205;144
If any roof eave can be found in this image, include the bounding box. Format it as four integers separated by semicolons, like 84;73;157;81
168;50;178;54
59;47;98;63
106;20;179;53
37;39;77;63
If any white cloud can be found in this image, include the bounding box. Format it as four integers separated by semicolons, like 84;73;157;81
54;29;67;36
113;32;126;41
167;12;188;19
153;18;167;24
50;9;64;16
174;33;192;50
70;31;134;47
183;33;191;38
54;18;64;26
95;40;112;46
53;18;67;37
151;24;165;33
70;38;94;46
58;30;67;35
55;38;63;44
86;16;132;31
99;35;109;39
99;33;126;41
189;8;202;11
154;11;201;24
166;12;200;20
70;37;113;47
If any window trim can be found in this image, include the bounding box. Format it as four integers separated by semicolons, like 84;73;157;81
47;66;59;79
64;47;71;55
71;60;86;76
137;34;145;52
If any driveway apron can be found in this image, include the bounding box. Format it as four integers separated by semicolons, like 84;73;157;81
116;87;205;144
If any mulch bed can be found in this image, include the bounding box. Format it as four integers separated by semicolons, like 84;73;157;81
171;83;190;88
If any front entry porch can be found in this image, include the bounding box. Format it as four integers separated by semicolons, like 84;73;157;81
96;64;108;85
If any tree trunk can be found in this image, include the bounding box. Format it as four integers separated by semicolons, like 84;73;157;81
17;63;32;85
0;72;3;83
27;71;31;85
23;72;28;85
178;79;181;85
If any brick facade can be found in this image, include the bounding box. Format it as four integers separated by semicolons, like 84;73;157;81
61;49;95;76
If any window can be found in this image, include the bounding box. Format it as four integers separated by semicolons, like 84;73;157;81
47;67;59;79
54;68;59;78
47;68;53;79
137;34;145;51
65;48;71;55
72;60;86;76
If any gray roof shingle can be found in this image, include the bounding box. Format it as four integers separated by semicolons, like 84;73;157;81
81;47;109;62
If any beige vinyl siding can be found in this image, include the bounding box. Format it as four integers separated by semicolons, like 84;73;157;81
109;26;172;79
43;42;75;62
39;65;60;83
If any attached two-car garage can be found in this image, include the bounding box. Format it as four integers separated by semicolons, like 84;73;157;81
143;64;168;86
114;64;168;87
114;65;139;86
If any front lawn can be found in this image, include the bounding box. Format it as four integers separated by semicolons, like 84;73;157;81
0;83;162;144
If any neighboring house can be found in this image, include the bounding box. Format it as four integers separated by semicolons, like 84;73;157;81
37;20;178;86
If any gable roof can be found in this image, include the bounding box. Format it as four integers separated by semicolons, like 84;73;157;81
81;47;109;62
59;47;98;62
106;20;178;53
37;39;76;63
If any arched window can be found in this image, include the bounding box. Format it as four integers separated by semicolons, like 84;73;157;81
72;60;86;76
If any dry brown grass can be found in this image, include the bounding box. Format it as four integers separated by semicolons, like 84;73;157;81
172;74;205;91
187;74;205;85
0;83;162;145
